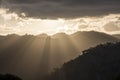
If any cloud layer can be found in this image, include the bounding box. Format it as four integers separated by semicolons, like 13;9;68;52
1;0;120;18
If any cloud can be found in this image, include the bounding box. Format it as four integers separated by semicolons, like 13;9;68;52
79;25;88;29
103;22;120;32
0;0;120;18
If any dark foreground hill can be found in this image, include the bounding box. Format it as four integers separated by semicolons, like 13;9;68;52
43;42;120;80
0;31;119;80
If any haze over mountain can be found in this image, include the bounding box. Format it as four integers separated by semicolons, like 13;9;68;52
113;34;120;39
0;31;119;80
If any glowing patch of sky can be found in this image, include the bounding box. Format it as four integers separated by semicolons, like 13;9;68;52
0;8;120;35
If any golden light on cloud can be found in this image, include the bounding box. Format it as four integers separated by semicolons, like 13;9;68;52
0;8;120;35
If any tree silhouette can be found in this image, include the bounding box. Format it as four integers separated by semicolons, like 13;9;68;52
0;74;22;80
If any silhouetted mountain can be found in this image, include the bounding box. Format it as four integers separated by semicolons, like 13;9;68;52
44;42;120;80
37;33;49;38
113;34;120;39
0;31;119;80
52;33;69;38
0;73;22;80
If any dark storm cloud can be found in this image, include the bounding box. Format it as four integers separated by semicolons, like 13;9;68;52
1;0;120;18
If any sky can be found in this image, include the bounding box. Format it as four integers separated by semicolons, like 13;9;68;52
0;0;120;35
